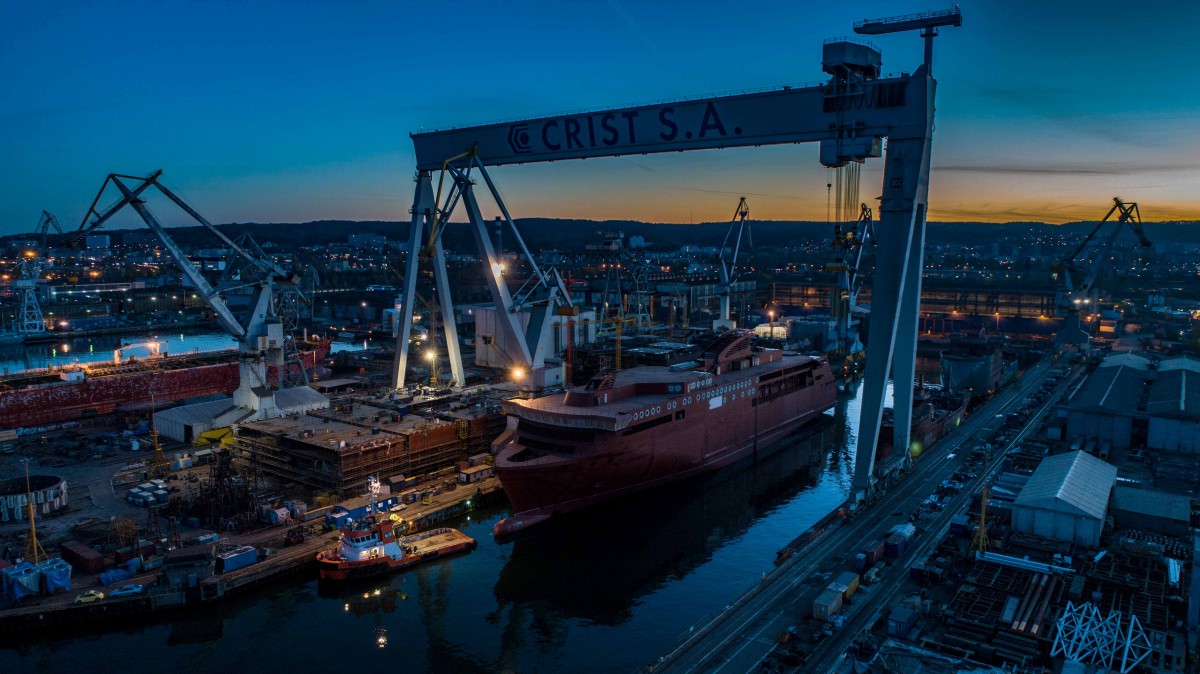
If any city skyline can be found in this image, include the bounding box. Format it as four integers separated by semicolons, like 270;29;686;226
2;1;1198;234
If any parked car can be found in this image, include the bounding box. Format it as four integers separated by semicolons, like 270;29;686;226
73;590;105;605
110;584;144;598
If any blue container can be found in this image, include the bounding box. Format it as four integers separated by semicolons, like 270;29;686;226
853;553;868;571
217;546;258;574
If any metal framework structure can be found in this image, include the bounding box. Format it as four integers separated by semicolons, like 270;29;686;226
1051;601;1152;673
392;154;571;389
72;171;308;416
399;9;961;496
715;197;752;329
1054;197;1151;346
10;211;63;336
829;203;874;356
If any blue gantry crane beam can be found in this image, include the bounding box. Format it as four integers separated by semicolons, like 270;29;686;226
398;10;962;499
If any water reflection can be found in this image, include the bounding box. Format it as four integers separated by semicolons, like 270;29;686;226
493;417;835;625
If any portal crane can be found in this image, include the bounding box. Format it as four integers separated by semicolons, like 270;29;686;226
1055;197;1150;347
72;171;308;417
11;211;61;337
404;8;962;501
34;211;62;249
715;197;752;330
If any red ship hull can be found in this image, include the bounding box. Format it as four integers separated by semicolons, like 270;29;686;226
0;340;330;429
493;341;837;536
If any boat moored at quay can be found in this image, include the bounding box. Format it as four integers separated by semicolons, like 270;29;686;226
493;331;837;535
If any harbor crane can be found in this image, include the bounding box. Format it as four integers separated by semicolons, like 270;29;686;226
1054;197;1150;347
714;197;752;330
10;211;63;337
71;170;315;418
401;8;961;499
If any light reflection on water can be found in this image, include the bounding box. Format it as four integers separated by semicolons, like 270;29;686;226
0;363;937;673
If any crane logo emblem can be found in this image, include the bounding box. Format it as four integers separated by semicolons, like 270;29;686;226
507;124;532;154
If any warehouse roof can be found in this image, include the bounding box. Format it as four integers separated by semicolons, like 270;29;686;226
1111;486;1191;523
155;387;327;428
1069;365;1146;414
1147;369;1200;420
155;398;247;428
1099;352;1152;371
1159;355;1200;374
1014;451;1116;520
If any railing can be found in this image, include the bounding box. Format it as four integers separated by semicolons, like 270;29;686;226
854;7;962;29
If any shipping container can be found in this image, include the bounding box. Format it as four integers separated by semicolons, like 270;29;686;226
853;552;868;571
467;453;491;467
834;571;860;598
884;533;908;558
216;545;258;574
859;539;884;566
60;540;105;574
812;588;843;620
459;464;495;484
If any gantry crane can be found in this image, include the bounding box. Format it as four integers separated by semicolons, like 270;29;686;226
404;7;962;500
714;197;752;330
72;170;314;417
1054;197;1151;347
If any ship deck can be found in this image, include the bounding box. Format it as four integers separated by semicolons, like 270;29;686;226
507;352;822;421
407;528;474;554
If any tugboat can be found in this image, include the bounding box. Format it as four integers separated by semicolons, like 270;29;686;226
316;477;477;581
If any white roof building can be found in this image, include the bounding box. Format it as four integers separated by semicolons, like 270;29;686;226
1011;451;1116;547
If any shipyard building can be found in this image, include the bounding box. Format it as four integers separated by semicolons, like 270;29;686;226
232;397;505;497
1062;354;1200;454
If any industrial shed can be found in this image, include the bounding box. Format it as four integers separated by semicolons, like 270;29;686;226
154;386;329;442
1146;368;1200;453
1063;365;1146;451
1110;486;1192;537
1011;451;1116;548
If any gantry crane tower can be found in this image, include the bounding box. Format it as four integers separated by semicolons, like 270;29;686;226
1054;197;1150;347
71;170;316;417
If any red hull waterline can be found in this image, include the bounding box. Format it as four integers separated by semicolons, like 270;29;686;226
493;332;838;536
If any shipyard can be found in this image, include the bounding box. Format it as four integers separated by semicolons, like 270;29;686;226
3;3;1200;673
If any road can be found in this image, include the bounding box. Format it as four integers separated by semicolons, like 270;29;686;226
655;356;1069;674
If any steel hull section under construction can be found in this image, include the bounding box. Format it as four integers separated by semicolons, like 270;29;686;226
0;340;331;429
493;332;837;536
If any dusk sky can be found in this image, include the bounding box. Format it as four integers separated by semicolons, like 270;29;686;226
2;0;1198;235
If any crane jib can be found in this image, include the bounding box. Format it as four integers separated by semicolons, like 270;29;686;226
410;76;928;170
